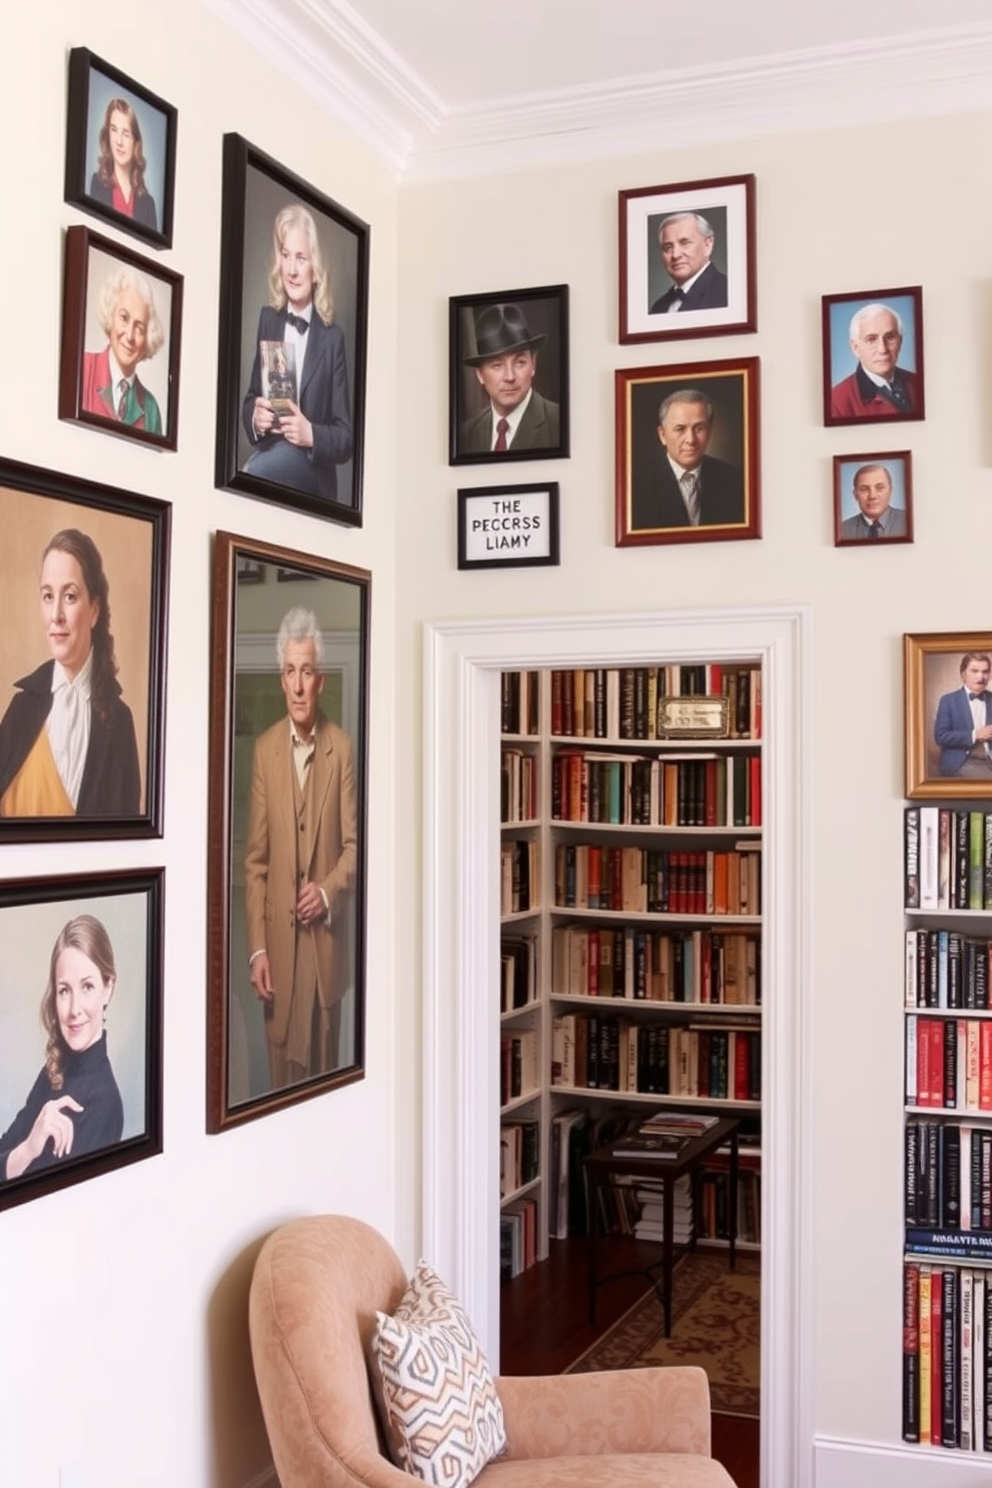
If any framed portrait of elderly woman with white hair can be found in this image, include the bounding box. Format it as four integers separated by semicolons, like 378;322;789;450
64;47;177;251
0;869;163;1213
0;456;170;842
214;135;369;528
58;226;184;451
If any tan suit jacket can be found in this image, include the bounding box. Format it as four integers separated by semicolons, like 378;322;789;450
244;713;358;1047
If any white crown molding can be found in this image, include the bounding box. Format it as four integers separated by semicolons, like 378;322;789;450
198;2;992;182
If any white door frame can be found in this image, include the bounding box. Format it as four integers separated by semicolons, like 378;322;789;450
423;605;814;1488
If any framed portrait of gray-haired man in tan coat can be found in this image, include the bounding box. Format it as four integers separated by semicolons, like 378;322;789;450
207;532;370;1132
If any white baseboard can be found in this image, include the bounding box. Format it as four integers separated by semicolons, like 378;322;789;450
815;1434;992;1486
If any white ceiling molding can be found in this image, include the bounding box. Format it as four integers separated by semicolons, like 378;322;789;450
198;2;992;182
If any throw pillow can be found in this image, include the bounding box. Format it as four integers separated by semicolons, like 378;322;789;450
371;1259;506;1487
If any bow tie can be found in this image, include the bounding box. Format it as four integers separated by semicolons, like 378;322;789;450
968;692;987;702
285;312;310;334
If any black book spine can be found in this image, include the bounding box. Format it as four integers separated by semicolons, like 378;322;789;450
942;1125;962;1229
941;1268;959;1448
905;1120;919;1226
950;935;965;1011
926;1120;940;1227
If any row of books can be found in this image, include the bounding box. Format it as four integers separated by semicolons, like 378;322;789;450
906;1120;992;1234
551;752;761;829
699;1163;762;1245
500;1029;539;1107
550;1012;761;1100
500;1198;539;1282
500;747;538;823
550;664;761;742
905;805;992;912
500;669;540;738
551;924;761;1005
501;838;537;917
500;1119;539;1198
554;843;762;917
902;1261;992;1451
500;935;537;1012
905;930;992;1011
906;1015;992;1111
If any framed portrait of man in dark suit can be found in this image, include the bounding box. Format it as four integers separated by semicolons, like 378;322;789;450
619;175;756;345
449;285;569;465
905;632;992;800
615;357;761;548
215;136;369;528
206;532;371;1131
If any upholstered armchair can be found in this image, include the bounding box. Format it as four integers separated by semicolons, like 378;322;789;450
249;1215;738;1488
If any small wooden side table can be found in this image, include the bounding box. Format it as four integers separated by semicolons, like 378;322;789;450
584;1116;740;1337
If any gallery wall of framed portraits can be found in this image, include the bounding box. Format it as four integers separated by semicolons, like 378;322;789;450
5;3;992;1486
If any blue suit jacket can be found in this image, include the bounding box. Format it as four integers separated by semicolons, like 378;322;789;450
934;687;992;775
242;306;354;501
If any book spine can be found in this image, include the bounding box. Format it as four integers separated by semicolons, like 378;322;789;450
905;806;921;908
904;1262;921;1441
941;1267;958;1447
920;1265;933;1443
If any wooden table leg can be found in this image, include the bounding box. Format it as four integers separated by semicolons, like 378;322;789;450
587;1173;599;1323
662;1169;673;1337
729;1125;739;1271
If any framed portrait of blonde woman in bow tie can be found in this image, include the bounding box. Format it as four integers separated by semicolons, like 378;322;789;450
905;632;992;801
0;458;169;843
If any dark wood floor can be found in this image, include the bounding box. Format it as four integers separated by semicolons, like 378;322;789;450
499;1234;759;1488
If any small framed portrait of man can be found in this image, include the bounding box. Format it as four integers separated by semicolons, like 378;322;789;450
64;48;177;251
215;135;369;528
619;175;756;345
207;533;371;1131
833;451;913;547
823;286;925;426
906;633;992;799
449;285;569;465
59;226;183;451
615;357;761;548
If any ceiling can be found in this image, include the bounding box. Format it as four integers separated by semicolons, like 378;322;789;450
203;0;992;179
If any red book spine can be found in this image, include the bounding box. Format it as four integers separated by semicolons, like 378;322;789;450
929;1020;945;1110
749;755;762;827
734;1032;750;1100
981;1019;992;1111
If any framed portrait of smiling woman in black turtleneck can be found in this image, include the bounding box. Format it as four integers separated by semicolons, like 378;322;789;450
0;457;170;843
0;869;163;1213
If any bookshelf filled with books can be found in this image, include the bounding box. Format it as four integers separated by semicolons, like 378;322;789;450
499;661;764;1279
902;802;992;1454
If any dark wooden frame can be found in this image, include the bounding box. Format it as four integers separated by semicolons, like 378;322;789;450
206;532;370;1131
64;47;177;251
619;174;756;345
59;225;184;451
833;450;913;547
449;284;570;466
822;285;925;427
457;482;560;570
0;456;170;842
905;632;992;799
0;868;164;1212
215;134;369;527
615;357;761;547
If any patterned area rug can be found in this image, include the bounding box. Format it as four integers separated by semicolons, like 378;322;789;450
565;1249;760;1418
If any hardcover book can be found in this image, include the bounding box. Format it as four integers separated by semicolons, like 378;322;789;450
259;339;298;417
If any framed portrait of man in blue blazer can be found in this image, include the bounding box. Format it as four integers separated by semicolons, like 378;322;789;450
215;136;369;528
905;632;992;800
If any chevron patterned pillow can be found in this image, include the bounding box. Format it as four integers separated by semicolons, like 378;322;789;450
371;1259;507;1486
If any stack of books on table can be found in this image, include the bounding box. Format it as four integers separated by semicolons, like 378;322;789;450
634;1174;694;1243
613;1110;719;1159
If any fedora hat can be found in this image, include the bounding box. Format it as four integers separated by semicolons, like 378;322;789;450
463;303;546;365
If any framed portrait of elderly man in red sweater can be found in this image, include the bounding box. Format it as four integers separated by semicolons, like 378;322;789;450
823;286;925;427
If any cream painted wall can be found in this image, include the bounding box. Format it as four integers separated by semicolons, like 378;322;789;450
0;5;400;1487
395;116;992;1462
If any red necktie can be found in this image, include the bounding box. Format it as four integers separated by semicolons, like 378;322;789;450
494;417;510;452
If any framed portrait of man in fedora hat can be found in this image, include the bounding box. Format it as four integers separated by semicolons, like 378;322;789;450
449;284;569;465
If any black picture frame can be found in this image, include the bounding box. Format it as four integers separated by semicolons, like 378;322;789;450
619;174;756;344
215;134;369;527
59;225;184;451
64;47;177;251
822;286;925;427
206;532;370;1131
0;868;164;1212
0;456;170;842
615;357;761;547
449;284;570;465
457;482;560;570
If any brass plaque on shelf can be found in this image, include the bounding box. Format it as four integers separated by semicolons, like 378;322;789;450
658;695;730;739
